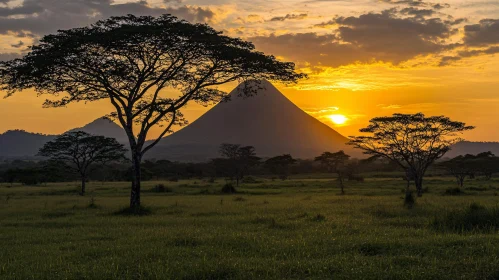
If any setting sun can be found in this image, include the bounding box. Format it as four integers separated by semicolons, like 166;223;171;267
328;114;348;125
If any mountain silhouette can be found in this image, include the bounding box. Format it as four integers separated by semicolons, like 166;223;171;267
68;117;129;144
0;118;127;159
146;80;353;161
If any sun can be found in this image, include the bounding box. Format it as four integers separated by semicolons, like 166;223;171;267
328;114;348;125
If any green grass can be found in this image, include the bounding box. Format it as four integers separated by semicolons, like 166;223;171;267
1;177;499;279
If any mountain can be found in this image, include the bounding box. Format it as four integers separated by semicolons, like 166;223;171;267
0;130;56;158
68;117;129;144
0;118;127;159
447;141;499;158
146;80;353;161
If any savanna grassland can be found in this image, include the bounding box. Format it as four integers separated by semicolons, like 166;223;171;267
1;176;499;280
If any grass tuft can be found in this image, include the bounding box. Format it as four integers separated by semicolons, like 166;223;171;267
113;205;153;216
150;184;173;193
444;187;463;196
432;202;499;233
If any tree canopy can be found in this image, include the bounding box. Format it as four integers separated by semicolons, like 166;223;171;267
348;113;474;196
315;151;351;194
38;131;127;195
0;14;305;207
214;143;260;187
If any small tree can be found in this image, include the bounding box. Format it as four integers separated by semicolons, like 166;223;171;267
440;156;471;188
441;152;499;187
214;143;260;187
0;14;304;208
315;151;350;194
38;131;127;195
265;154;296;180
348;113;474;197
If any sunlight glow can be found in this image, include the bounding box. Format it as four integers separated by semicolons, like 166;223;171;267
328;114;348;125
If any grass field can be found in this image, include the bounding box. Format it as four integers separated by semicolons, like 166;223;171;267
1;176;499;279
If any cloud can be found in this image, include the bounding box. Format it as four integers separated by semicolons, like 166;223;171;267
463;19;499;46
10;40;24;48
252;9;457;68
381;0;450;9
399;7;435;17
269;13;308;22
0;0;216;36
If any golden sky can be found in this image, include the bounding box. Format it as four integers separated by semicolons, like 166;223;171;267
1;0;499;141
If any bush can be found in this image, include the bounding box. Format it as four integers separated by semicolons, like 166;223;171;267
444;187;463;196
151;184;173;193
221;184;237;194
432;203;499;232
404;191;415;209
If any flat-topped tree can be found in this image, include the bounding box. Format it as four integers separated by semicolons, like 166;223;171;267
38;131;127;195
315;151;350;194
348;113;474;197
0;14;304;208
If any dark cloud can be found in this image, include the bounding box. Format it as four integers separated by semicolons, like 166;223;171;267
0;52;21;62
269;13;308;22
381;0;450;9
10;41;24;48
438;56;461;66
0;0;215;36
251;9;457;68
463;19;499;46
399;7;435;17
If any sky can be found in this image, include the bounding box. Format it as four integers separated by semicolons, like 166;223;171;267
1;0;499;141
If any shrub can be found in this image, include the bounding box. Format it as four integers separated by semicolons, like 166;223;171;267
444;187;463;196
87;197;98;209
151;184;173;193
312;214;326;222
221;184;237;194
404;191;415;209
432;203;499;232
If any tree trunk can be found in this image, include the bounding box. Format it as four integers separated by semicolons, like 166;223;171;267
339;176;345;195
80;176;86;196
415;176;424;197
130;153;142;208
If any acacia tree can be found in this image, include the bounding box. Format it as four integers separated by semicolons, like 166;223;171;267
0;14;304;208
38;131;127;195
348;113;474;197
265;154;296;180
214;143;260;187
315;151;350;194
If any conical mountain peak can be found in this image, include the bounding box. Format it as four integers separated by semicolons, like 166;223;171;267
147;81;352;161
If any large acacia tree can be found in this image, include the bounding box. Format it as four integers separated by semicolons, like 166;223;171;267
348;113;474;196
0;14;304;207
38;131;127;195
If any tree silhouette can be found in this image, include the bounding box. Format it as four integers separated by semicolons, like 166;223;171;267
441;152;499;187
38;131;127;195
265;154;296;180
315;151;350;194
0;14;304;208
214;143;260;187
348;113;474;197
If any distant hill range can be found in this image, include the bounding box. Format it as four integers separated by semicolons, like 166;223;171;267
0;81;498;161
0;118;126;159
